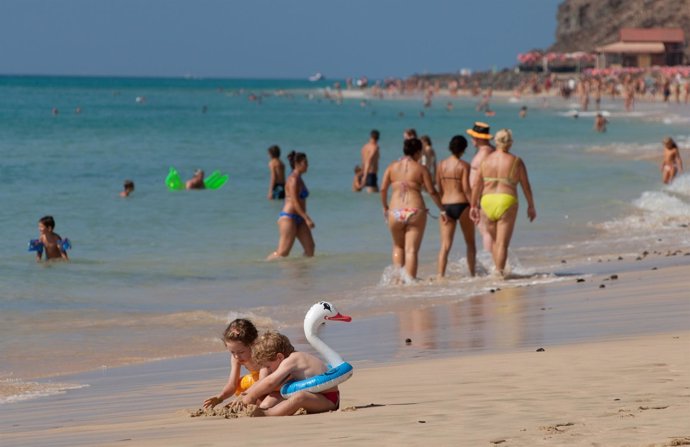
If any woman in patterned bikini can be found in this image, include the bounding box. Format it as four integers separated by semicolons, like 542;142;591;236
380;137;446;280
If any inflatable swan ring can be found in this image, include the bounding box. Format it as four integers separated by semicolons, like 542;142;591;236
280;301;354;398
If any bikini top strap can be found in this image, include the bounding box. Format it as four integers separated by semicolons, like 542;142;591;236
509;157;521;182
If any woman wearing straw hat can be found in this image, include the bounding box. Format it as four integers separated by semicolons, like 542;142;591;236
469;129;536;277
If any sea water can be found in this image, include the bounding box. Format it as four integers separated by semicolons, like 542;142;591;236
2;76;690;402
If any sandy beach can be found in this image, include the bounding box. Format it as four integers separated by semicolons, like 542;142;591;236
2;254;689;447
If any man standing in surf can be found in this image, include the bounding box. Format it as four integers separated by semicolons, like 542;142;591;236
468;122;495;254
359;129;380;193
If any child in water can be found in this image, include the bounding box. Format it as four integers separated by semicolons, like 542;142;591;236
34;215;69;262
203;319;264;409
352;165;363;192
234;331;340;416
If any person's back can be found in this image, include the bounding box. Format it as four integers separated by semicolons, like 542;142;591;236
388;156;425;209
360;130;380;192
438;156;470;204
467;122;495;189
480;150;521;197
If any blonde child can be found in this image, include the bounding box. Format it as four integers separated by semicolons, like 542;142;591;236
236;331;340;416
33;215;69;262
203;319;264;409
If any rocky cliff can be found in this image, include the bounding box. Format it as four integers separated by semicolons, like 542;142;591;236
550;0;690;61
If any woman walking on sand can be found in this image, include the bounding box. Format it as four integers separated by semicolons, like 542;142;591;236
470;129;536;277
267;151;315;259
436;135;476;278
380;137;447;280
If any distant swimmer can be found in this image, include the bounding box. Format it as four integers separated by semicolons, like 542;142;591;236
519;106;528;118
661;137;684;184
403;128;417;140
360;129;380;193
267;145;286;200
120;179;135;198
51;107;59;116
594;113;608;133
186;169;206;190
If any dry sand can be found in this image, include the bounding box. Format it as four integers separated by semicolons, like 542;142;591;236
2;261;690;447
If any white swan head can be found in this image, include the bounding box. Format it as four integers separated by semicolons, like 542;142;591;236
303;301;351;367
304;301;351;337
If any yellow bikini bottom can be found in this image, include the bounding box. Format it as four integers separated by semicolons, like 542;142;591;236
481;193;518;221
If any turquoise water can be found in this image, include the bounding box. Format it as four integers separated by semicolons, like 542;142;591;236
2;76;690;400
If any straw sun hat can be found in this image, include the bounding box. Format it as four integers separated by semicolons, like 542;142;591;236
466;122;492;139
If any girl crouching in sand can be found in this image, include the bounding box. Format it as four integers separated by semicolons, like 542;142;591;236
232;331;340;416
203;319;265;409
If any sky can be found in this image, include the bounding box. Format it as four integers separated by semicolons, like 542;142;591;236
0;0;563;79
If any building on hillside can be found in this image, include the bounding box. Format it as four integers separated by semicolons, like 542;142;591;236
595;28;686;68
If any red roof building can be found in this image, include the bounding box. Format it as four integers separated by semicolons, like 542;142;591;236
595;28;686;68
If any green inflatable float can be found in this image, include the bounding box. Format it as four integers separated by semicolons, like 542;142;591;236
165;167;229;191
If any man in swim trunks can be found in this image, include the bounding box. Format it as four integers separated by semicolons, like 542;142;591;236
360;129;380;193
468;122;495;253
235;331;340;416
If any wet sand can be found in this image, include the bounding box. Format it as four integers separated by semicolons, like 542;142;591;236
2;254;690;446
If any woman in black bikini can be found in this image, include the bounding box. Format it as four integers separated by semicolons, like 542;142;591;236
436;135;476;278
267;151;315;260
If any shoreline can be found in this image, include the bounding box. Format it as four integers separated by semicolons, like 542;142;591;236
3;249;689;400
2;256;690;445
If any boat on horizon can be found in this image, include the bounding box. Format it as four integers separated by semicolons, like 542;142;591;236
308;72;324;82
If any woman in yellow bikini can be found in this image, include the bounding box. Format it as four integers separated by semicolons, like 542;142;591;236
381;137;447;280
470;129;536;277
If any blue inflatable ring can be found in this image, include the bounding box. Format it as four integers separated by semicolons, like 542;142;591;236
280;362;353;398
